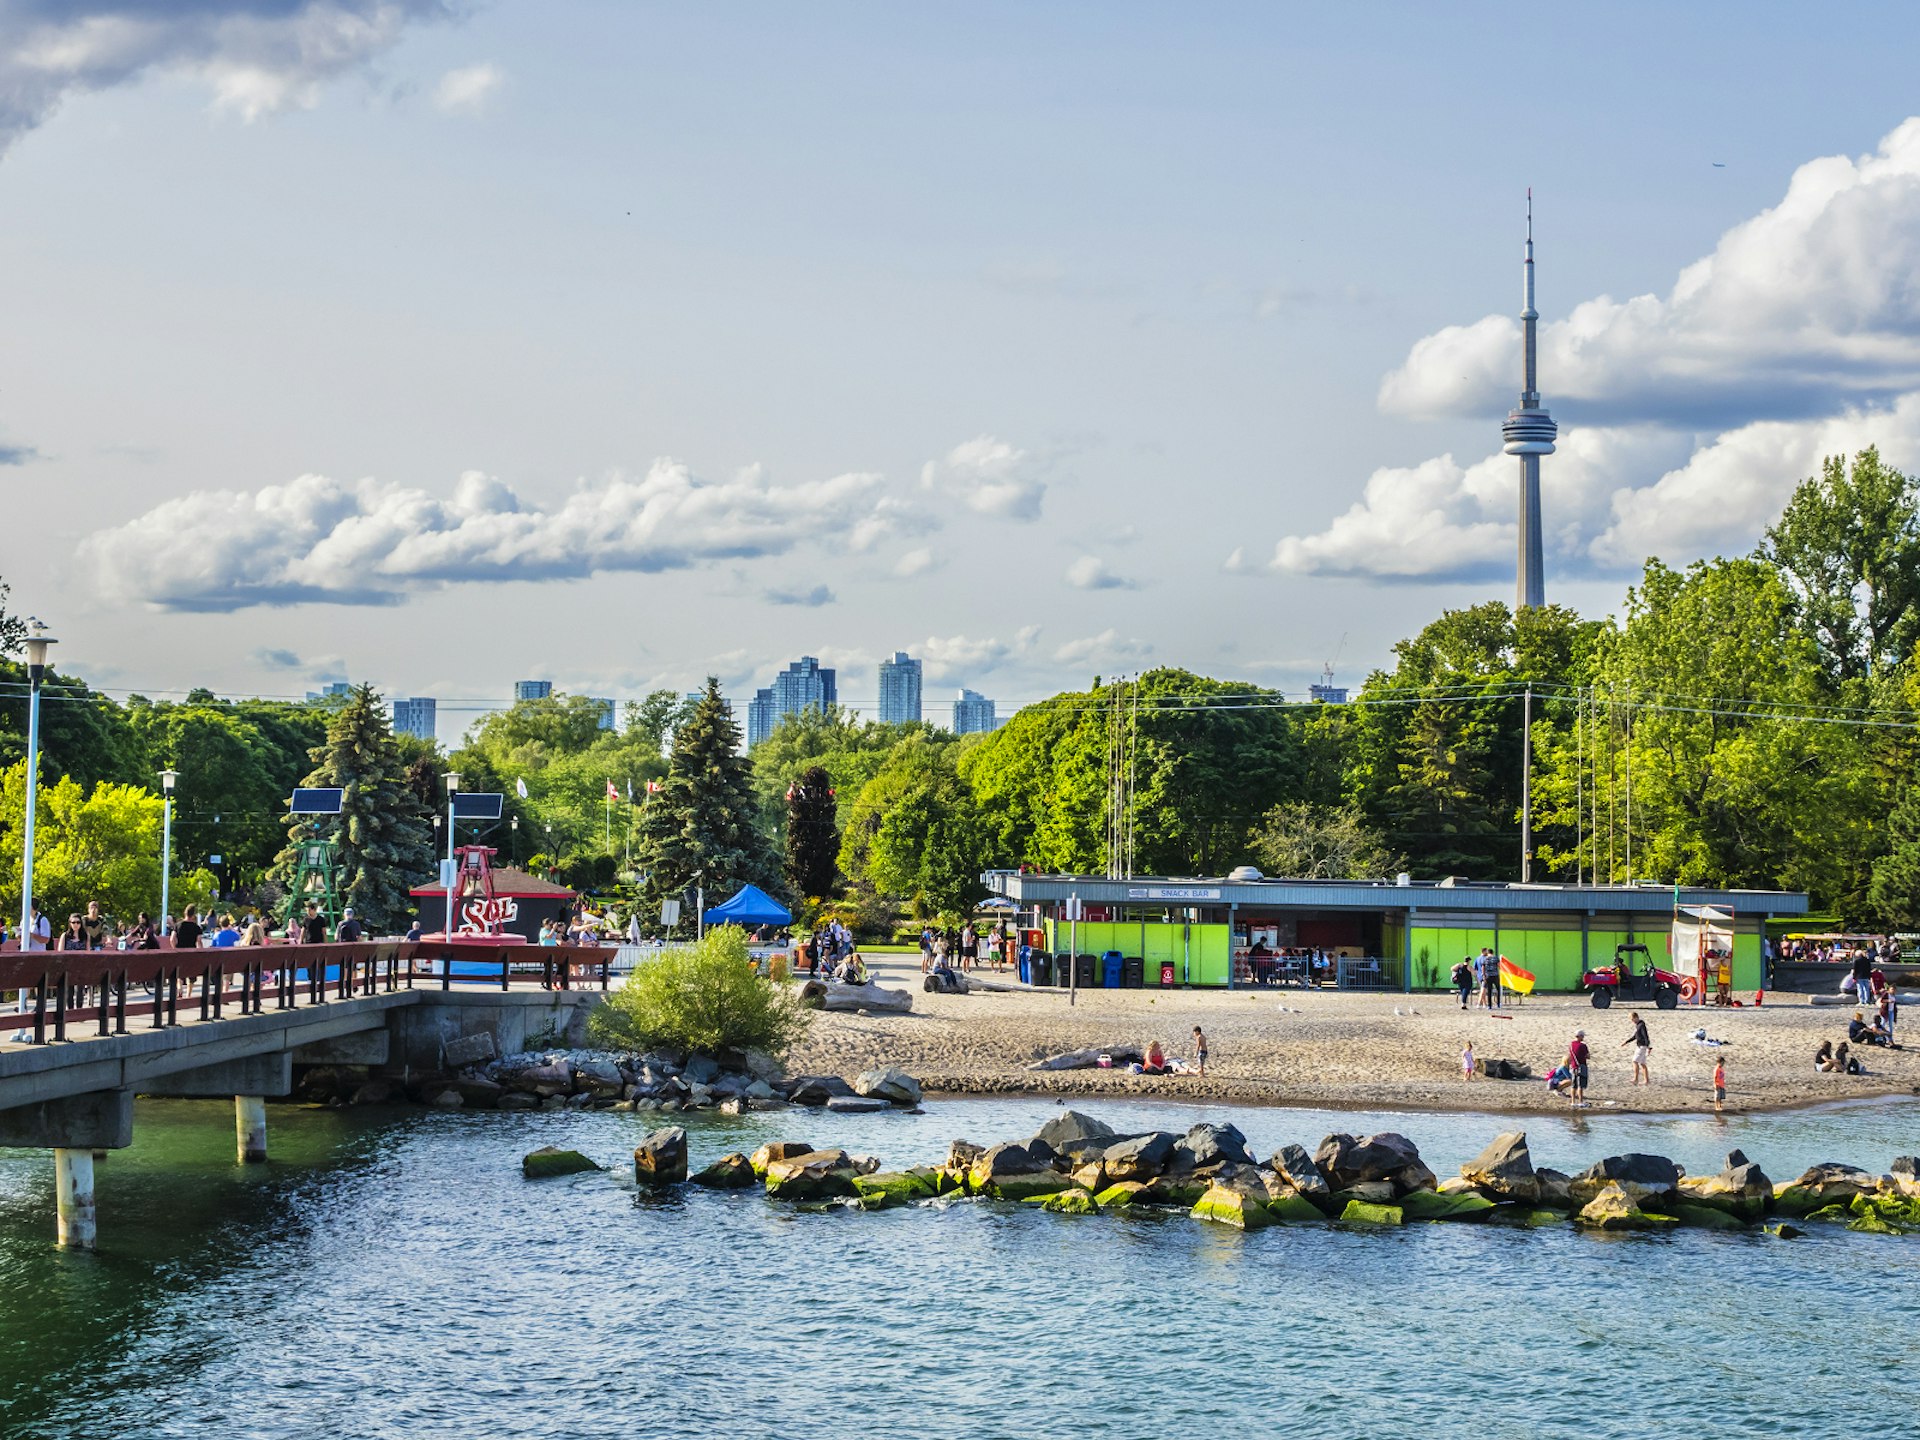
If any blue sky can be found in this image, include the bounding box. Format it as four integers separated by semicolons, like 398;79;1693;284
5;2;1920;738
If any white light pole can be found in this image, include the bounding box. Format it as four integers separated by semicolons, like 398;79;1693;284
510;814;518;864
695;871;705;940
159;769;179;930
18;621;55;953
443;772;461;938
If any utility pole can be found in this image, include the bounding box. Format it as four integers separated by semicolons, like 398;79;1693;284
1520;684;1533;882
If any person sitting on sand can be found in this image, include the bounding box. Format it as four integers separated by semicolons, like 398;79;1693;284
1140;1041;1170;1076
1849;1010;1895;1048
1814;1039;1834;1072
1835;1040;1864;1075
841;953;868;986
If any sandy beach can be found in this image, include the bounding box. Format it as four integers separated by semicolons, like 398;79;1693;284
786;955;1920;1115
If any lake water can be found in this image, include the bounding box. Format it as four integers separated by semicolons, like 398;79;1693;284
2;1094;1915;1439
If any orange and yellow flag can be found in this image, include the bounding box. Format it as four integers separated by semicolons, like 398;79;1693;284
1498;955;1536;996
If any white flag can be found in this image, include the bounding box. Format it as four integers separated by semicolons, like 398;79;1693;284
515;777;528;799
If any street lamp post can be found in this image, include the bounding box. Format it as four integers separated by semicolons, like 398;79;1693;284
443;772;461;938
159;769;179;931
510;815;519;864
18;621;56;954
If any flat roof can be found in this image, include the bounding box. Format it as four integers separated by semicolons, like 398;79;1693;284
984;872;1808;916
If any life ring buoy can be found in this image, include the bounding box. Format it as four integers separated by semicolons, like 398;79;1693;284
1679;976;1702;1003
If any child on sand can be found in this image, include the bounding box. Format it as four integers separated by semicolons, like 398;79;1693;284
1712;1056;1726;1112
1192;1026;1209;1077
1461;1040;1477;1080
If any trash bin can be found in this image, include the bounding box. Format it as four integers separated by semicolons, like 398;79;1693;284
1101;951;1124;989
1159;961;1177;988
1074;954;1097;988
1017;948;1031;985
1029;952;1052;986
1122;956;1145;989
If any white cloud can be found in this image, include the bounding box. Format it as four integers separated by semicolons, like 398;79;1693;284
917;625;1041;680
0;2;455;150
1052;628;1151;668
431;60;501;116
80;460;935;611
1064;555;1135;590
921;435;1047;521
892;546;937;579
1271;117;1920;582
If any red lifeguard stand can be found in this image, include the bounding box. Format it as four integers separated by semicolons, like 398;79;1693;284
434;845;528;943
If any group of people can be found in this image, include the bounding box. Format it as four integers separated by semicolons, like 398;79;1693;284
8;897;376;953
1242;941;1335;986
1521;1011;1727;1110
1137;1027;1208;1077
918;922;1008;974
1449;949;1507;1010
1780;935;1901;965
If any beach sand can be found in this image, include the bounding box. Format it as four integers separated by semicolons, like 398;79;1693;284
785;956;1919;1115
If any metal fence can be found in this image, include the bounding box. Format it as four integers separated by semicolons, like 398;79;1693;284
1335;955;1404;991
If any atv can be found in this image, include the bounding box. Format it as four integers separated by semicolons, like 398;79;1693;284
1581;943;1684;1010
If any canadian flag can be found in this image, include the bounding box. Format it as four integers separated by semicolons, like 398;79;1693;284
605;779;618;800
646;780;662;794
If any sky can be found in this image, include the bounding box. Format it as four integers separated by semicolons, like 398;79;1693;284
7;1;1920;742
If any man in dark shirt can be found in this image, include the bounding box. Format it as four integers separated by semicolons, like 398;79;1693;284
300;903;328;945
172;907;202;950
1566;1028;1591;1107
1851;950;1873;1004
1621;1011;1652;1086
335;908;363;942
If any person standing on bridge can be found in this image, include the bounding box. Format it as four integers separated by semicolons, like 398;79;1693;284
299;902;327;945
57;913;88;951
82;901;107;950
173;906;203;950
335;909;363;942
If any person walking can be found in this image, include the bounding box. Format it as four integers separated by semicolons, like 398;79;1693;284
299;902;327;945
334;908;363;942
1478;948;1500;1010
1566;1028;1591;1108
172;906;203;951
1451;958;1473;1010
1191;1026;1209;1077
1712;1055;1727;1113
1461;1039;1478;1080
1621;1011;1652;1086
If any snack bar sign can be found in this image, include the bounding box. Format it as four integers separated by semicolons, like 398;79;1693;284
1127;886;1221;901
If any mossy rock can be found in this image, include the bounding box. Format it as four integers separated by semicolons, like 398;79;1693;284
1094;1182;1155;1209
853;1171;936;1210
907;1165;958;1196
1665;1203;1747;1232
1485;1207;1572;1228
1764;1222;1805;1239
521;1147;600;1180
1770;1184;1824;1217
1843;1194;1920;1234
1805;1202;1855;1224
1190;1187;1274;1230
1146;1179;1209;1207
1338;1200;1404;1226
689;1153;757;1190
1032;1189;1099;1215
1264;1191;1326;1223
1399;1189;1497;1223
983;1170;1072;1202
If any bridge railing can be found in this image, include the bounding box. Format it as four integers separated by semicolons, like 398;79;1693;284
0;941;613;1046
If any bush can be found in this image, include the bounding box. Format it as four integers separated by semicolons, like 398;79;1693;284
588;925;809;1059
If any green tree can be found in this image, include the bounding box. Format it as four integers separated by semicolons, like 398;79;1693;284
784;764;840;899
0;665;142;791
1760;447;1920;686
840;735;994;917
587;925;809;1058
624;689;698;753
0;760;163;922
1868;774;1920;930
276;685;433;931
633;678;780;913
1247;801;1401;879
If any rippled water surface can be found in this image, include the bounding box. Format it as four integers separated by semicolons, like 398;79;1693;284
3;1095;1915;1439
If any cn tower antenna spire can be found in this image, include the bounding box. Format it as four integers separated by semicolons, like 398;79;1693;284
1503;187;1555;610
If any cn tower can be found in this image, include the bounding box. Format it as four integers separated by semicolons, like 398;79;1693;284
1501;189;1555;610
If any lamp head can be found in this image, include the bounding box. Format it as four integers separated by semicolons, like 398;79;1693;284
159;768;179;793
23;617;56;671
443;771;461;793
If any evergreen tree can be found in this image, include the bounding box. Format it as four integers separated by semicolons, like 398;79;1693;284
1869;775;1920;929
784;764;840;898
276;684;433;932
635;677;781;912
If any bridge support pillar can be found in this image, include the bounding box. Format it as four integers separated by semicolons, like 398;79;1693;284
235;1096;268;1164
54;1148;95;1249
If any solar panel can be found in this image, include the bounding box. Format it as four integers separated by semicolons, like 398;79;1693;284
451;791;504;820
290;787;344;815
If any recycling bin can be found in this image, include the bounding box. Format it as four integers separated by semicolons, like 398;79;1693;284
1101;951;1124;989
1160;961;1177;987
1028;952;1053;986
1122;956;1145;989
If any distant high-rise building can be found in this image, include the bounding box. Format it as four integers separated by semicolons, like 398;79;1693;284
392;696;438;740
952;689;996;735
877;651;923;725
590;697;616;731
1309;664;1348;705
514;679;553;702
306;681;353;704
745;656;838;747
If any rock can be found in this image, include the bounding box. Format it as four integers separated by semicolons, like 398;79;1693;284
1144;1177;1210;1207
683;1055;721;1085
442;1032;497;1067
573;1058;625;1097
1333;1181;1398;1206
1764;1222;1804;1239
1315;1132;1436;1195
1893;1156;1918;1179
1576;1182;1678;1231
497;1092;537;1112
633;1127;689;1186
1461;1131;1539;1204
1264;1191;1326;1223
1272;1144;1332;1204
1773;1163;1879;1214
505;1061;573;1098
1725;1148;1750;1169
1568;1154;1682;1208
986;1171;1072;1202
1399;1189;1497;1222
1102;1132;1179;1182
1177;1122;1254;1171
539;1095;567;1111
349;1079;395;1106
1191;1183;1274;1230
945;1139;986;1172
970;1141;1044;1188
428;1089;464;1108
744;1079;779;1101
1035;1110;1118;1153
1677;1159;1773;1220
565;1092;594;1110
1535;1168;1573;1209
784;1075;856;1107
522;1146;599;1179
690;1153;757;1189
1033;1189;1099;1215
825;1096;890;1114
749;1141;816;1177
853;1171;937;1210
1093;1181;1154;1209
684;1083;714;1108
764;1148;859;1200
799;980;913;1013
742;1049;784;1082
452;1073;506;1108
853;1067;923;1106
718;1097;747;1116
1485;1208;1571;1228
1476;1057;1533;1080
1070;1160;1106;1193
1666;1202;1747;1231
1338;1200;1404;1225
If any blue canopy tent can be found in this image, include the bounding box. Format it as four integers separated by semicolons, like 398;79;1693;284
704;884;792;928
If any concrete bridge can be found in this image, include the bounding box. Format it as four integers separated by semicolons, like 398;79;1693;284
0;941;613;1248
